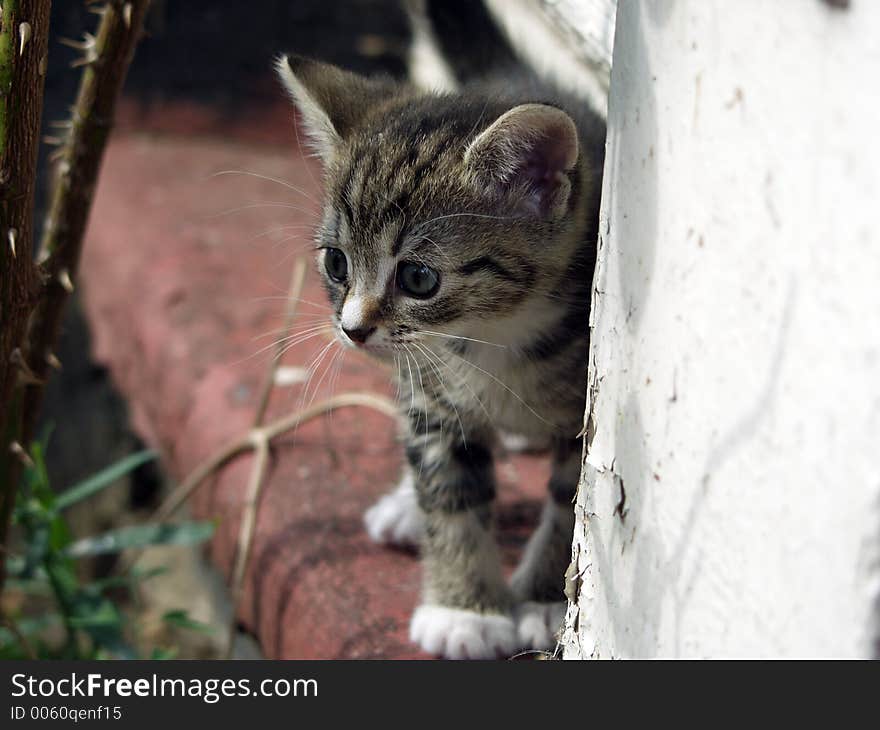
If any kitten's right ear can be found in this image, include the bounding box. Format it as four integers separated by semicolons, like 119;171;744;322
275;54;396;164
464;103;579;219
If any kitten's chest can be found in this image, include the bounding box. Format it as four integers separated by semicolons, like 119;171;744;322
435;348;578;438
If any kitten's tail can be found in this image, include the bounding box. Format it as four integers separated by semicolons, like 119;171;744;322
404;0;521;91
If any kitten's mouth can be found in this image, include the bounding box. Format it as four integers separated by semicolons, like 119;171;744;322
335;332;396;360
356;344;397;363
359;342;396;352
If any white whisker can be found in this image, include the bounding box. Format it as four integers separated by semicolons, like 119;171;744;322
414;341;489;436
253;322;332;347
307;340;341;407
210;169;319;205
403;349;417;416
273;328;336;361
402;347;431;481
245;223;316;245
417;212;512;227
444;346;555;428
250;296;330;311
419;330;506;348
208;201;316;219
229;325;334;366
297;338;337;411
409;342;467;446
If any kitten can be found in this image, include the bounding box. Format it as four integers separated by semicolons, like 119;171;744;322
276;0;605;659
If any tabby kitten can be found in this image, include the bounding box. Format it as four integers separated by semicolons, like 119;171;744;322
276;1;605;659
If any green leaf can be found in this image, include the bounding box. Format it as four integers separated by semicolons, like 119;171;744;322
161;610;214;634
150;646;179;660
3;555;28;580
0;614;64;659
68;594;133;658
44;552;81;616
65;521;215;558
23;441;54;508
4;576;52;596
36;422;55;454
47;513;73;552
56;450;157;511
86;565;168;592
68;600;123;630
0;638;31;660
1;613;62;638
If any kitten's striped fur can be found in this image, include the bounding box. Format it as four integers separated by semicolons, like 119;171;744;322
277;0;605;659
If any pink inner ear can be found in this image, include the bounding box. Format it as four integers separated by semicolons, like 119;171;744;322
468;104;579;217
513;131;576;216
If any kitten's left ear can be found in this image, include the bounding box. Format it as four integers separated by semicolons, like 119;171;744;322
276;54;397;164
464;103;579;218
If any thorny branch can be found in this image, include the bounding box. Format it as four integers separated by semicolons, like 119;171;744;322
21;1;152;451
1;1;151;606
0;0;53;599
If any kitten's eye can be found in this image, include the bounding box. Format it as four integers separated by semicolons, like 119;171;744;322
397;261;440;299
324;247;348;283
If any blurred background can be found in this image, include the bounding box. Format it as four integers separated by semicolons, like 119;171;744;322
40;0;409;512
19;0;411;659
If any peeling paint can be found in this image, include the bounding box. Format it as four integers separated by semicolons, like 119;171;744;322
612;476;627;523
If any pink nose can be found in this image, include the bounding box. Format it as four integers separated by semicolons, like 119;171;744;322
342;326;375;345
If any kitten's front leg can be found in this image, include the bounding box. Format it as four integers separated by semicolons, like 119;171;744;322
405;419;517;659
509;437;580;650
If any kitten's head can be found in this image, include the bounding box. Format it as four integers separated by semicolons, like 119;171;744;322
277;54;584;359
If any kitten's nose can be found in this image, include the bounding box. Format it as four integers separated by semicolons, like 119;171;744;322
343;325;376;345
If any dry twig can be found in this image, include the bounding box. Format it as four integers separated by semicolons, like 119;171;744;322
251;259;308;426
153;394;398;527
225;259;304;657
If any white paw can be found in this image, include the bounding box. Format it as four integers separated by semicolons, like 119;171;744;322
410;605;518;660
514;602;566;651
364;473;424;547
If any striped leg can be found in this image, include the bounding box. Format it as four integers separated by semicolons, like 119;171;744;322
510;438;580;650
405;415;517;659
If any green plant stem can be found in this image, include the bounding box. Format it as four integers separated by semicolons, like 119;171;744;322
1;616;37;659
43;554;78;655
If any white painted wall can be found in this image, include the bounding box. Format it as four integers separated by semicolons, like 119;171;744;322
486;0;616;113
562;0;880;658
